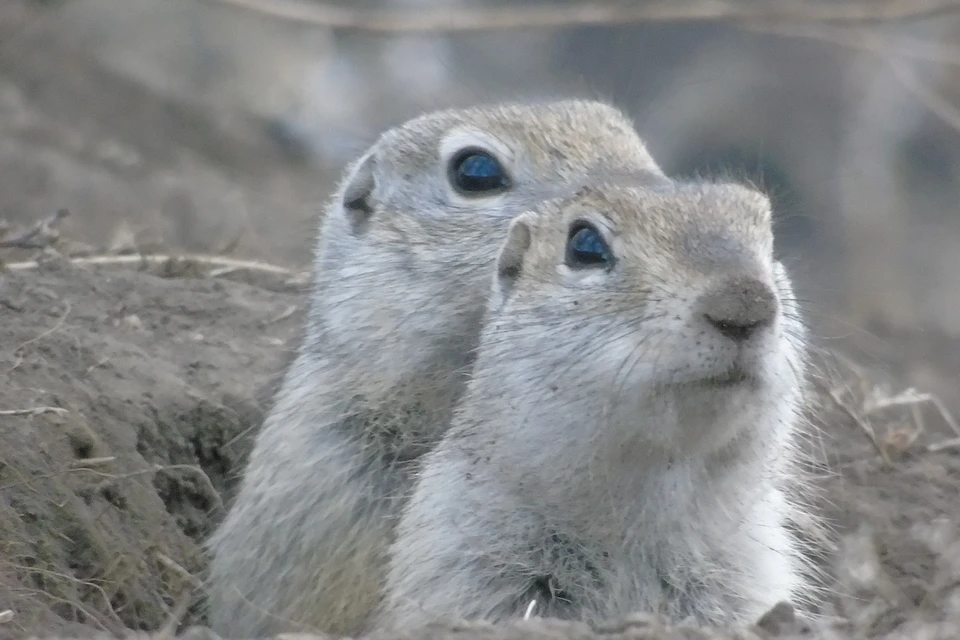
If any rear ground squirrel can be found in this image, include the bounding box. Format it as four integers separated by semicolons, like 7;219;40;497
378;180;814;629
206;101;666;637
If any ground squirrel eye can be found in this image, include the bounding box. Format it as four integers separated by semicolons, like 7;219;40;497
448;148;510;195
566;223;614;269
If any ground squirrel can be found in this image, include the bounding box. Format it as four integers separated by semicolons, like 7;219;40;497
205;101;666;637
378;180;813;629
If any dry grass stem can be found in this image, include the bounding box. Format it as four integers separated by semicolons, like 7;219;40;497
68;456;117;469
863;384;960;449
828;363;960;460
0;463;225;517
751;21;960;66
0;208;70;250
267;305;298;325
204;0;960;33
7;562;128;634
743;23;960;139
0;406;67;417
928;436;960;451
523;599;538;621
830;386;892;464
155;592;194;640
5;253;302;277
154;552;204;593
13;301;72;356
194;1;960;146
887;56;960;137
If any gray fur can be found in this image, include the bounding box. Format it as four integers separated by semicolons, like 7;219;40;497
378;182;813;629
205;101;665;637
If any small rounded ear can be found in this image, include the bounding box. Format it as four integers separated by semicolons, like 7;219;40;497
340;152;376;234
494;216;533;302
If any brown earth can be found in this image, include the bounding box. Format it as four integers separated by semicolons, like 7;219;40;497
0;257;305;639
1;2;960;640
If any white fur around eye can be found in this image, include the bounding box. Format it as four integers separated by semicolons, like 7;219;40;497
556;264;610;286
440;128;515;166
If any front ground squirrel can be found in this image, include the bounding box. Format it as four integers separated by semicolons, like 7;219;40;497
378;180;815;629
206;100;666;637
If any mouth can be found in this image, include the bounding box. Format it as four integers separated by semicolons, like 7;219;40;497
700;365;755;388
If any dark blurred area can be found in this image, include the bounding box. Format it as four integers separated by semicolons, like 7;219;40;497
3;0;960;345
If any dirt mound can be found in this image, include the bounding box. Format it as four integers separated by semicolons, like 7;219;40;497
0;258;304;638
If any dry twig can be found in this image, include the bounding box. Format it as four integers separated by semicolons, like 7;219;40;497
864;387;960;435
830;366;960;460
154;552;205;592
726;19;960;140
523;599;538;620
5;253;302;277
155;591;195;640
13;300;71;356
887;56;960;132
830;386;891;464
0;208;70;250
5;562;128;634
203;0;960;33
0;406;67;417
751;21;960;67
197;0;960;140
69;456;117;469
929;436;960;451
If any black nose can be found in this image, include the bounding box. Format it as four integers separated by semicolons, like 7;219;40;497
699;276;777;343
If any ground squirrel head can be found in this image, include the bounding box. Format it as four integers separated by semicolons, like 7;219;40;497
310;100;665;383
483;180;807;459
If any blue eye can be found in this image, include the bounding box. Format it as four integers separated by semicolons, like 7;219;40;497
449;148;510;195
566;223;614;269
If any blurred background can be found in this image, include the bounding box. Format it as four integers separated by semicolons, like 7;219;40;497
3;0;960;364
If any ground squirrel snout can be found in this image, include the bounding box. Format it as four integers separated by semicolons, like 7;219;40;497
699;275;778;343
206;100;668;638
379;180;812;629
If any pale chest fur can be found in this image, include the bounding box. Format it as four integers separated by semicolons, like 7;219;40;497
397;436;801;626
